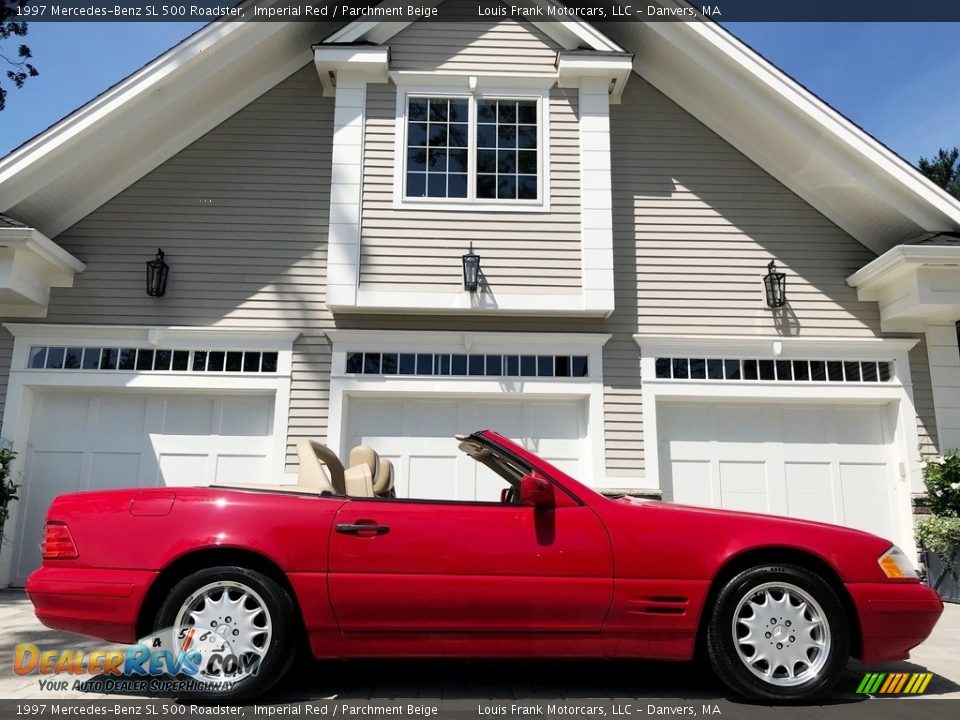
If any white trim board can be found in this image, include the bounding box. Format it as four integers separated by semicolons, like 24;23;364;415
634;333;919;359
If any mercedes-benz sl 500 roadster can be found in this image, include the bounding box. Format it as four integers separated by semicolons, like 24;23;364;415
26;430;942;701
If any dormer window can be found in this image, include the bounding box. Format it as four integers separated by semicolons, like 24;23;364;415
397;89;547;210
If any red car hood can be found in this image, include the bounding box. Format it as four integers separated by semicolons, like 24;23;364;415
613;495;891;544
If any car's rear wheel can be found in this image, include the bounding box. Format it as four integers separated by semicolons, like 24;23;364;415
706;564;849;702
154;566;296;700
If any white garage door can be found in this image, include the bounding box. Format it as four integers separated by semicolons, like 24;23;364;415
658;401;899;541
13;390;274;583
346;396;587;502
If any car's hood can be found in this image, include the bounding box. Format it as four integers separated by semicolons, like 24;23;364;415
613;495;887;543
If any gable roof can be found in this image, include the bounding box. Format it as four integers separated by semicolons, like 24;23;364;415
0;0;958;255
0;12;337;237
599;8;960;255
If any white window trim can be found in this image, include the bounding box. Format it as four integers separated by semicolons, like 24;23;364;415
634;333;922;555
392;83;552;213
0;324;299;587
325;330;608;489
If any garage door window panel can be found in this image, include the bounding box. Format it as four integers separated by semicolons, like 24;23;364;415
28;346;279;374
345;351;588;378
654;356;893;383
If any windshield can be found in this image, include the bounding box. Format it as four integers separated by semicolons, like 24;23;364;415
457;435;529;489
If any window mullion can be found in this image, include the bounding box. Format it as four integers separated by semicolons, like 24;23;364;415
468;96;477;202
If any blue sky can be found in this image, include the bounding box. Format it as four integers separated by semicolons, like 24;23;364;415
1;21;958;165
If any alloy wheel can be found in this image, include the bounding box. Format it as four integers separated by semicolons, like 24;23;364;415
731;581;831;687
173;580;272;681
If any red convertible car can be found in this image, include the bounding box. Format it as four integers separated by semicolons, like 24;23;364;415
27;430;942;702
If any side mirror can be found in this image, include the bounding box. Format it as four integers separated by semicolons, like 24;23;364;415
519;472;555;509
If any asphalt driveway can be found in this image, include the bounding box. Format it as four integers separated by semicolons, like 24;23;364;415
1;589;957;702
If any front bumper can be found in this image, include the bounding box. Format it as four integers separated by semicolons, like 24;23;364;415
26;566;158;644
847;581;944;663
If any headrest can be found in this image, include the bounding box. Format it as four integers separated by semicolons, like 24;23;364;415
349;445;379;475
373;457;394;495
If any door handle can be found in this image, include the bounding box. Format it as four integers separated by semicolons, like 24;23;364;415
336;522;390;536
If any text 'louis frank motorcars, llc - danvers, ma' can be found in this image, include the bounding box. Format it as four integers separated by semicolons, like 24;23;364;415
26;431;943;702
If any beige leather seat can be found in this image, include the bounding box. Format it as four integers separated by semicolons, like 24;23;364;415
296;439;345;494
373;457;395;497
347;445;393;497
344;445;378;497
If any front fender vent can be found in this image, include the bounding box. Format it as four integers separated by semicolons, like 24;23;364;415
625;596;689;616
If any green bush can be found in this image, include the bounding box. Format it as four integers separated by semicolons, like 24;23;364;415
921;450;960;518
916;516;960;553
0;446;17;537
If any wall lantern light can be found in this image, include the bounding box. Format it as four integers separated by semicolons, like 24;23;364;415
763;259;787;308
462;246;481;293
146;248;170;298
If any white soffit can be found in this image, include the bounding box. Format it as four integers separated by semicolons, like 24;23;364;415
0;16;336;238
0;226;85;317
847;244;960;331
600;8;960;255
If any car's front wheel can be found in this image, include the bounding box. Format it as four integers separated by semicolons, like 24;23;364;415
705;564;849;702
154;566;296;700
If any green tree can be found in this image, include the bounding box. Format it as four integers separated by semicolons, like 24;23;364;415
0;0;37;112
918;147;960;200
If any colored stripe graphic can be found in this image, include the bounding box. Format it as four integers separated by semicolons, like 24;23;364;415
892;673;909;693
855;674;873;693
858;672;933;694
879;674;896;693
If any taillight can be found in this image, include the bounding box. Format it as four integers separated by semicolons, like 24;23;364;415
40;521;78;560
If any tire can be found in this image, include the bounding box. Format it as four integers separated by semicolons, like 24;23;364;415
154;566;296;700
705;564;849;702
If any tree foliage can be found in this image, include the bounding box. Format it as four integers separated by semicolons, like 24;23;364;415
0;446;18;542
0;0;37;112
918;147;960;200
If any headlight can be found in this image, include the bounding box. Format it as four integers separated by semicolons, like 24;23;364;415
878;545;917;579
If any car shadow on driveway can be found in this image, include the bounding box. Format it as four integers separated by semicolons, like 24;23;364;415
263;658;872;704
266;657;960;704
267;658;728;702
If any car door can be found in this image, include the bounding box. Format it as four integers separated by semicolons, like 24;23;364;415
327;495;614;633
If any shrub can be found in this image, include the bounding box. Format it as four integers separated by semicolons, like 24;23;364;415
921;451;960;518
0;446;17;538
916;516;960;553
